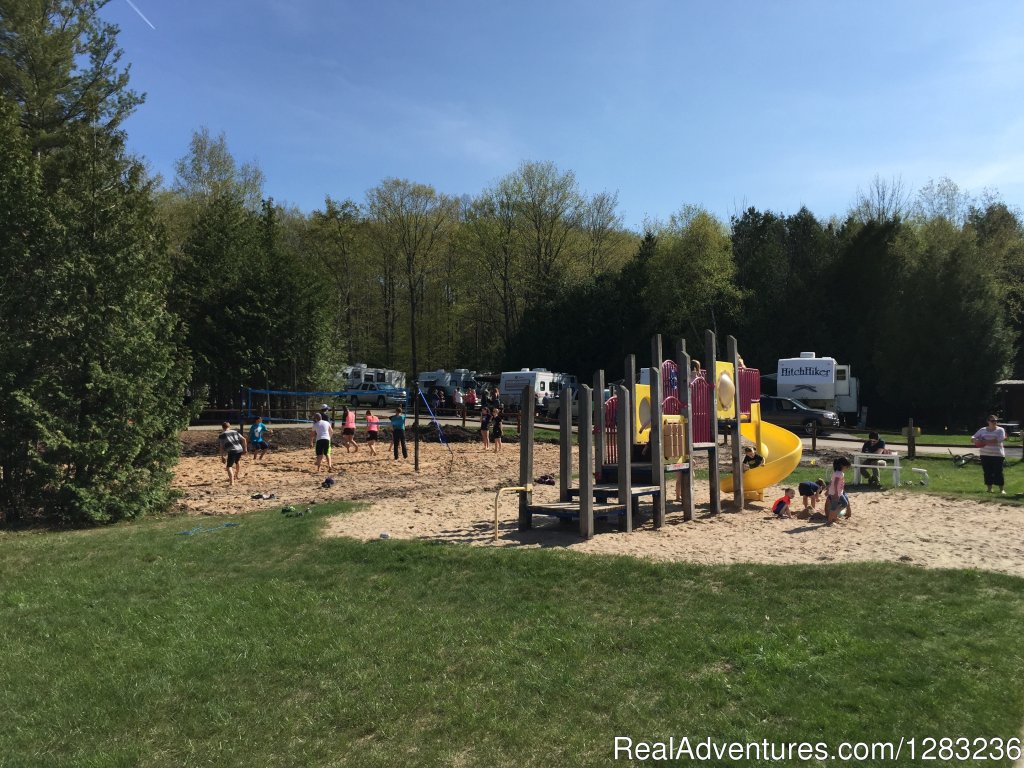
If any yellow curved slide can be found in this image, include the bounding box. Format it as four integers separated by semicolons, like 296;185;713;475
721;420;803;493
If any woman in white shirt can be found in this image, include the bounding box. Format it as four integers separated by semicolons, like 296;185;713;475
971;415;1006;494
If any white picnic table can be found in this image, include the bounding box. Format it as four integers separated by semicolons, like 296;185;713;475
852;451;902;487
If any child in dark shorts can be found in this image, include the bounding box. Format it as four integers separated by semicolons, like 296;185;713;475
479;407;491;451
491;406;504;453
771;488;795;518
364;410;379;456
798;479;826;513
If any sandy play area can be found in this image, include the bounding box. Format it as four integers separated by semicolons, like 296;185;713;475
174;430;1024;578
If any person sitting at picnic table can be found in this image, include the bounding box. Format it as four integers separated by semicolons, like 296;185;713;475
860;431;890;486
742;446;765;471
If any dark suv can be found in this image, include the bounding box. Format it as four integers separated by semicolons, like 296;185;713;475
759;395;839;436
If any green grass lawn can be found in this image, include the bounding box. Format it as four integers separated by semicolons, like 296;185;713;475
831;430;1022;448
3;505;1024;766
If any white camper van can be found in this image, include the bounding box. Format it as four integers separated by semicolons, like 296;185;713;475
776;353;860;423
499;368;560;411
342;364;406;390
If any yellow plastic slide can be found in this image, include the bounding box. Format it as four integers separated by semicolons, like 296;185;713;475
721;419;803;493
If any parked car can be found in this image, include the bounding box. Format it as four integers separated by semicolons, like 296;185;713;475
348;382;407;408
546;388;612;420
759;395;839;435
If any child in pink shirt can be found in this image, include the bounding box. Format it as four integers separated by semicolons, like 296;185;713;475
826;457;852;525
364;410;380;456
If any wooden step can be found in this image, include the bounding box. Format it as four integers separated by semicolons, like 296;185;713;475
527;501;626;517
566;484;661;500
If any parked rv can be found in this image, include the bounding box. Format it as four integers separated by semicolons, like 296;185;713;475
342;364;407;390
775;352;860;425
499;369;560;411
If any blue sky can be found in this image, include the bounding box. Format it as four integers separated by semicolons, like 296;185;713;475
106;0;1024;229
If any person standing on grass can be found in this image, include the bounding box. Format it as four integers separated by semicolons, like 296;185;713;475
491;406;504;453
390;406;408;460
479;406;491;451
826;457;852;525
364;410;380;456
465;387;477;411
972;415;1007;494
859;431;890;486
218;422;247;486
248;416;271;462
453;387;464;417
310;412;333;472
340;406;358;453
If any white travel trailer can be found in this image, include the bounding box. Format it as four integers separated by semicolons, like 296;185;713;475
342;364;406;390
776;353;860;423
499;368;561;411
417;369;452;393
416;368;484;398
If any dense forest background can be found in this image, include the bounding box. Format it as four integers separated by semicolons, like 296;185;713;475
161;132;1024;431
2;1;1022;523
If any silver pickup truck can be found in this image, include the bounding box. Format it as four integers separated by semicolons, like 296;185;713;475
347;382;407;408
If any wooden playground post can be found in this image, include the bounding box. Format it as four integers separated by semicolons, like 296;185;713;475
651;334;663;373
727;335;744;510
579;385;594;539
677;339;694;521
559;386;573;502
593;369;606;483
908;418;916;460
616;384;633;533
519;385;535;530
624;353;637;445
649;366;666;528
705;329;721;515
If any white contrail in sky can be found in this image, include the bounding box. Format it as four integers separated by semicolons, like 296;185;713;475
124;0;156;29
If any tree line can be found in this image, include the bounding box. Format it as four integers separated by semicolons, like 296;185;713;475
2;1;1021;524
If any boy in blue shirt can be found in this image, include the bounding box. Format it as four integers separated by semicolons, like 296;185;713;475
248;416;271;462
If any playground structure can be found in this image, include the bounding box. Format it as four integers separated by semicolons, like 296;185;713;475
512;331;802;539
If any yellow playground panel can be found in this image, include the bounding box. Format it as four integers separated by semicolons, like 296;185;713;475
634;383;687;464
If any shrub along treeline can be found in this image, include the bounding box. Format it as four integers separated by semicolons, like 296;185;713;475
2;2;1021;524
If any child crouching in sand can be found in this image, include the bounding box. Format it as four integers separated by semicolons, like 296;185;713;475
826;458;852;525
771;488;796;518
798;479;826;514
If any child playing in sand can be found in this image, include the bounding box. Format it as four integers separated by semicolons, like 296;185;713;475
771;488;796;518
310;412;334;472
248;416;271;462
479;406;491;451
798;479;826;513
491;406;504;453
364;410;379;456
826;458;852;524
